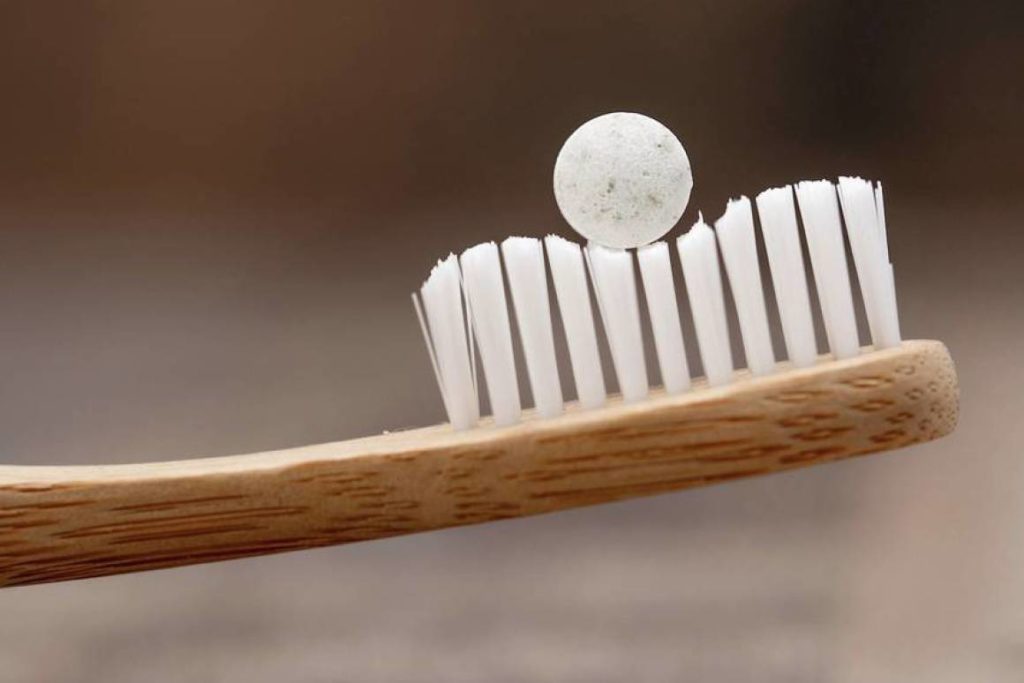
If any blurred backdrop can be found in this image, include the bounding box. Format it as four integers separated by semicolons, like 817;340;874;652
0;2;1021;681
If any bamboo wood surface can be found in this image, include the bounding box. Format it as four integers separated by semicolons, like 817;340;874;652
0;340;957;588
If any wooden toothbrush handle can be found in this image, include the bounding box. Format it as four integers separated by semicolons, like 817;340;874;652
0;340;957;588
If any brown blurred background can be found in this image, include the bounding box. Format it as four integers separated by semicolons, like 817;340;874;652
0;2;1022;681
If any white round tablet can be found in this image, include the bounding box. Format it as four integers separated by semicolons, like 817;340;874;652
553;112;692;249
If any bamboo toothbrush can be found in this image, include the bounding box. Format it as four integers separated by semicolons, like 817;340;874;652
0;117;958;588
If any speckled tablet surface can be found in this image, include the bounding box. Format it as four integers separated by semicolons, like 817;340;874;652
553;112;692;249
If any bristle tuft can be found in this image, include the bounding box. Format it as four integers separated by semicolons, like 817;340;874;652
501;237;563;417
460;243;520;426
755;185;818;367
418;254;479;430
715;196;776;375
837;177;901;349
677;219;734;386
794;180;860;359
586;243;649;402
544;235;606;408
873;182;901;340
637;241;691;393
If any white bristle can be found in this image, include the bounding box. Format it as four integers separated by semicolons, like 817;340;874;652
755;185;819;367
501;237;563;418
412;292;452;421
544;235;606;409
874;182;901;340
459;243;521;426
585;244;648;402
418;255;479;430
676;218;734;387
637;241;691;394
794;180;860;359
714;197;776;375
837;177;901;349
874;182;890;264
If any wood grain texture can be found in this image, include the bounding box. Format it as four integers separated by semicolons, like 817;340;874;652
0;340;957;588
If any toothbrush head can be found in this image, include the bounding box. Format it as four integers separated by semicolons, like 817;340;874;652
414;177;903;432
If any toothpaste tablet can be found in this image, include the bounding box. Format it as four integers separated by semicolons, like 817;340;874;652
554;112;692;249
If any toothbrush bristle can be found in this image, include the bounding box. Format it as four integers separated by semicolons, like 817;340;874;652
714;196;776;376
544;235;606;409
586;243;649;402
501;237;563;418
837;177;901;349
794;180;861;360
637;241;691;394
755;185;819;368
874;182;890;263
414;177;902;431
872;181;902;343
459;242;521;427
417;255;479;430
677;218;734;387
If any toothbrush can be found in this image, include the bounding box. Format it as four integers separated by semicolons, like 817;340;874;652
0;121;958;588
